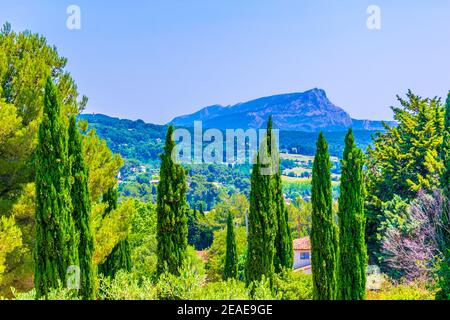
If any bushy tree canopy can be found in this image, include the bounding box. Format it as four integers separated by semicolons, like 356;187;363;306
366;91;444;261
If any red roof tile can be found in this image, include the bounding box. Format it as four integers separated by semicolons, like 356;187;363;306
293;237;310;250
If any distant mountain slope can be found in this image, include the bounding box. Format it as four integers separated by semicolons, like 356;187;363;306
78;113;166;164
79;113;379;160
171;88;394;132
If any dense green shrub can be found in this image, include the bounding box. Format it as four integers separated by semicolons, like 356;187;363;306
193;279;248;300
187;209;214;250
129;201;157;281
206;227;247;281
250;276;281;300
156;248;206;300
10;285;79;301
274;270;313;300
99;271;155;300
156;268;205;300
367;280;436;300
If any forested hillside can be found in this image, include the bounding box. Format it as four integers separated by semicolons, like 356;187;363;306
79;113;377;161
78;113;363;208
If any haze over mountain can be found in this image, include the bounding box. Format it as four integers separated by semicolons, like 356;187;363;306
170;89;395;132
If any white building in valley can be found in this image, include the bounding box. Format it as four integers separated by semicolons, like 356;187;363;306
293;237;312;274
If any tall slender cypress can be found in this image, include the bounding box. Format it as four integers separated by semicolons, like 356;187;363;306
156;125;188;275
246;118;277;287
35;77;78;298
438;91;450;299
68;115;96;299
224;212;238;280
311;132;338;300
272;122;293;271
337;129;367;300
98;188;132;278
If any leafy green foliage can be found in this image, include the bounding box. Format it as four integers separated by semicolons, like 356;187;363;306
98;271;156;300
98;188;132;278
0;24;92;296
0;183;34;295
224;213;238;280
93;198;134;267
0;216;22;284
156;248;206;300
11;285;80;301
197;279;248;300
187;209;213;250
129;201;157;280
0;23;86;199
100;240;132;279
206;227;247;282
373;195;410;271
367;279;436;300
210;193;249;226
280;129;376;158
0;102;36;199
82;128;124;203
274;270;313;300
287;197;312;238
78;114;165;166
437;91;450;299
366;91;444;261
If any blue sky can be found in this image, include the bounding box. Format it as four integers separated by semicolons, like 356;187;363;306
1;0;449;124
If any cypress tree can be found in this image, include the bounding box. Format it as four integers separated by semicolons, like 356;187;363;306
224;212;238;280
311;132;338;300
68;115;96;299
35;77;78;298
271;122;293;271
272;168;294;273
337;129;367;300
99;240;132;278
245;118;277;287
156;125;188;275
438;91;450;299
274;204;293;272
98;187;132;278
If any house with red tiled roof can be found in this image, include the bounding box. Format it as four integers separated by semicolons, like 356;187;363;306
293;237;311;274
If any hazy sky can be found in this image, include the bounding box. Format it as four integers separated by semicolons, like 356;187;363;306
1;0;449;124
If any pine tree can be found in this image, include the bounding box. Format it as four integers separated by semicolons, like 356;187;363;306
311;132;338;300
98;187;132;278
224;212;238;280
156;125;188;275
438;91;450;299
245;118;277;287
337;129;367;300
270;117;293;273
442;92;450;203
365;92;444;261
68;115;96;299
35;77;78;298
